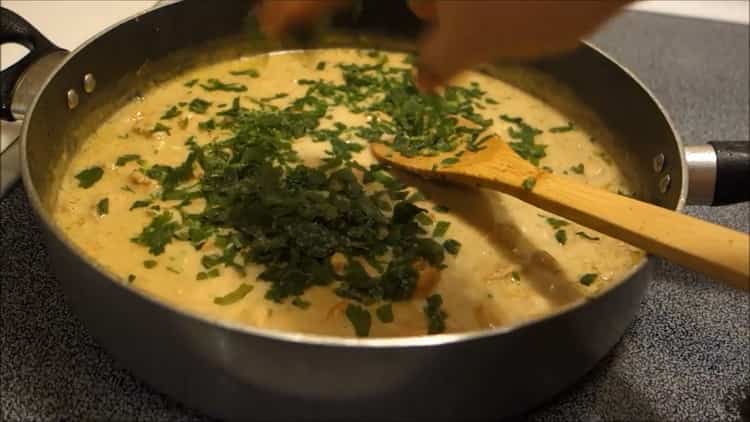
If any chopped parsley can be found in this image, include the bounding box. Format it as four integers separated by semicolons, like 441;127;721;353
143;260;157;269
521;177;536;191
131;211;179;255
544;216;569;230
213;283;254;305
291;296;311;309
229;68;259;78
549;122;575;133
433;221;450;238
576;231;600;241
184;79;199;87
555;229;567;245
500;115;547;165
511;271;520;281
161;105;182;120
441;157;460;166
115;154;141;167
127;274;136;283
443;239;461;255
579;273;598;286
316;61;326;70
200;78;247;92
188;98;212;114
150;123;171;135
375;303;394;323
130;199;151;210
196;268;219;280
406;191;426;202
423;294;447;334
198;119;216;131
345;304;371;337
96;198;109;216
75;166;103;188
570;163;585;174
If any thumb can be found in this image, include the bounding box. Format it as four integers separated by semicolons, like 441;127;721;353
415;23;485;92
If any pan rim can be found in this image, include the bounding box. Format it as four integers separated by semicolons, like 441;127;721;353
20;1;684;349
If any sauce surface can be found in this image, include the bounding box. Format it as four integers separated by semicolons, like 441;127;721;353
53;49;643;338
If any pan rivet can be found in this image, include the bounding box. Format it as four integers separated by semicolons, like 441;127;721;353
658;174;671;193
67;89;79;110
652;153;665;173
83;73;97;94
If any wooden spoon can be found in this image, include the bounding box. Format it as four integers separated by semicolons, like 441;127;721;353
371;137;750;290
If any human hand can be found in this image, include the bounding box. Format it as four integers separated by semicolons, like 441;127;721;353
255;0;631;91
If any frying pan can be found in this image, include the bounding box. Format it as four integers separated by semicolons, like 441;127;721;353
1;1;748;420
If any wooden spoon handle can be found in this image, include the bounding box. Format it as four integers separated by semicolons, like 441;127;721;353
521;174;749;290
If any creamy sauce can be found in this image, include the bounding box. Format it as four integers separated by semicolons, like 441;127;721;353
53;49;643;338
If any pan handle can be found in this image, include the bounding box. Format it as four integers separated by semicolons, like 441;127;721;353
0;7;66;121
685;141;749;206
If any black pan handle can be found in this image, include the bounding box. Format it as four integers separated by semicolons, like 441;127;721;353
709;141;750;205
0;7;63;121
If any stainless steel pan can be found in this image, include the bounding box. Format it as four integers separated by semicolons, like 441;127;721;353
1;1;747;420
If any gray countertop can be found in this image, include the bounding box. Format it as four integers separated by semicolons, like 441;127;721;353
1;10;748;422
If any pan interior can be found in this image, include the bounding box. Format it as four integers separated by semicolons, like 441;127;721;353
32;28;648;336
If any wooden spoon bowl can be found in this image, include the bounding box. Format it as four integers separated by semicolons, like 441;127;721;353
372;137;750;290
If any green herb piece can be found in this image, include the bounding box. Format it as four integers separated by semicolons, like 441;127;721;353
415;213;433;226
115;154;141;167
441;157;460;166
214;283;254;305
184;79;198;87
485;98;498;104
229;68;259;78
131;211;179;255
555;229;567;245
443;239;461;255
570;163;585;174
166;266;181;274
130;199;152;210
433;221;450;238
316;61;326;70
433;205;450;213
580;273;598;286
500;115;547;165
198;119;216;131
511;271;520;281
550;122;575;133
576;231;600;241
150;123;171;135
75;166;103;188
196;268;219;280
96;198;109;216
121;185;135;193
375;303;394;323
291;296;311;309
200;78;247;92
544;217;569;230
143;260;157;269
345;304;371;337
127;274;136;283
188;98;212;114
521;177;536;191
160;105;182;120
406;191;426;202
423;294;447;334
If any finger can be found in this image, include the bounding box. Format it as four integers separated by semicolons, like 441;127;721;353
407;0;437;21
256;0;349;38
416;0;628;90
